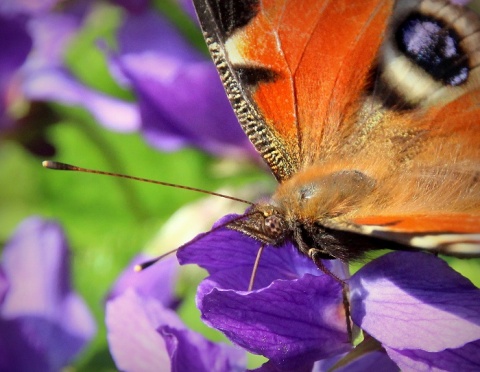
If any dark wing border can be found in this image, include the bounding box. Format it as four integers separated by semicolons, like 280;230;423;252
193;0;297;181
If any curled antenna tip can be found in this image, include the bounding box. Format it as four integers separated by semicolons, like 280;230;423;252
134;258;159;271
133;264;143;272
134;251;177;272
42;160;73;170
42;160;54;168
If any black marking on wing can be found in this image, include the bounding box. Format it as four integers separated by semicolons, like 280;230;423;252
395;13;469;87
235;66;279;87
197;0;259;40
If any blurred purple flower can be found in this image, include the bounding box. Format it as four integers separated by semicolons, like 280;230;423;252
0;0;59;15
0;13;32;130
106;255;246;371
0;0;89;156
177;214;480;370
108;255;179;308
18;1;142;134
111;0;150;14
3;0;252;158
0;217;96;371
106;9;255;156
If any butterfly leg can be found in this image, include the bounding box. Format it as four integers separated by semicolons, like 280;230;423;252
248;244;266;291
308;248;353;343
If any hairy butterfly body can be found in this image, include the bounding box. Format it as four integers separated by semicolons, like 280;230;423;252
193;0;480;261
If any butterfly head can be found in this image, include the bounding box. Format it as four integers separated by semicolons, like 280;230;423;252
228;202;289;246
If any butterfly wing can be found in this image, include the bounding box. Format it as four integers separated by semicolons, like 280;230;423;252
192;0;394;180
352;214;480;256
348;88;480;255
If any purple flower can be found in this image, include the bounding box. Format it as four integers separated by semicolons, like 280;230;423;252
0;13;32;130
177;215;351;371
112;0;150;14
106;255;246;371
106;9;256;156
0;0;59;15
9;0;256;157
350;252;480;371
0;217;96;371
177;214;480;370
108;255;179;308
0;0;90;156
17;1;142;135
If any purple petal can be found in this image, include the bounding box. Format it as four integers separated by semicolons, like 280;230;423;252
159;325;245;372
178;214;351;368
0;268;7;305
0;14;31;88
0;14;32;129
385;339;480;371
0;217;95;370
0;0;59;15
199;275;350;370
177;214;320;289
253;359;313;372
0;318;50;371
106;289;183;371
136;60;252;155
106;288;246;371
23;12;81;70
108;255;179;308
112;0;150;14
117;11;204;63
9;3;140;133
111;11;255;156
23;68;140;132
350;251;480;351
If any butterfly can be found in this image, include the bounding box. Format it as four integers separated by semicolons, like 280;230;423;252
192;0;480;263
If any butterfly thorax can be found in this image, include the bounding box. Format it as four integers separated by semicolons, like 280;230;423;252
229;168;399;261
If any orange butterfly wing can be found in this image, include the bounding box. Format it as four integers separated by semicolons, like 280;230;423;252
350;89;480;254
193;0;394;180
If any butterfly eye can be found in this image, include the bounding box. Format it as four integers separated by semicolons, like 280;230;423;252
396;13;468;86
263;214;286;240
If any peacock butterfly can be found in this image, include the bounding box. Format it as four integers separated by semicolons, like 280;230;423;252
192;0;480;264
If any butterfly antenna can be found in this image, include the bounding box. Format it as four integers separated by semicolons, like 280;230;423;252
42;161;254;206
135;212;261;271
134;249;180;271
248;244;265;291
